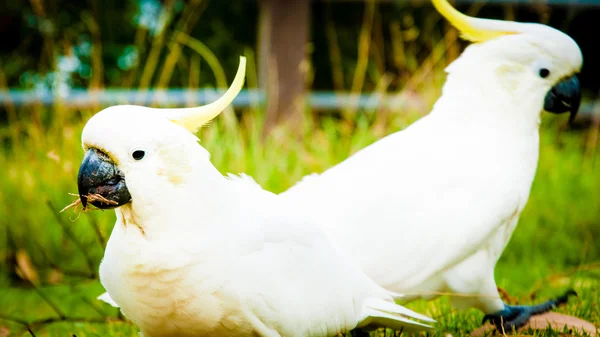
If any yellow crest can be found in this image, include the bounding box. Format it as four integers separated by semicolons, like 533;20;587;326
432;0;517;42
167;56;246;133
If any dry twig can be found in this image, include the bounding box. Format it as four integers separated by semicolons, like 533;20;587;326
60;193;117;213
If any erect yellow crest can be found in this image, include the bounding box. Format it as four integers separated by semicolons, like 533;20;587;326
165;56;246;133
432;0;517;42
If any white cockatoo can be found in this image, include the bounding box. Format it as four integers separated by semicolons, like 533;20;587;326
279;0;582;332
76;57;434;337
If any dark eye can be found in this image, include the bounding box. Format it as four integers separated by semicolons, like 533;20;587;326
539;68;550;78
132;150;145;161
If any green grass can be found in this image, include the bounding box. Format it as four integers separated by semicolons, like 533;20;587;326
0;109;599;336
2;1;597;335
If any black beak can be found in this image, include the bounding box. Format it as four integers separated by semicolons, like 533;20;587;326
544;75;581;125
77;148;131;209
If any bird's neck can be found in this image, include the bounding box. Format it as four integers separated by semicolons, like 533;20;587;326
423;66;543;182
115;165;248;242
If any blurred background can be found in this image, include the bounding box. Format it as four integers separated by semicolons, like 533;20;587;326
0;0;598;336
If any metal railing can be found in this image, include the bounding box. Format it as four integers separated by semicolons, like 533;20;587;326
0;89;597;118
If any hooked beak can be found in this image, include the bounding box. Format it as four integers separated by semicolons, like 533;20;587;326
544;75;581;125
77;148;131;209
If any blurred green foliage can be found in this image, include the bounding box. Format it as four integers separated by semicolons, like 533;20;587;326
0;109;598;335
2;0;597;96
0;0;599;336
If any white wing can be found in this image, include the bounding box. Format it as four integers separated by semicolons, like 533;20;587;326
231;206;434;336
96;188;435;335
280;112;534;293
97;292;119;307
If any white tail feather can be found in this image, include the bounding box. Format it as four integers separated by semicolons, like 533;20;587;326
366;297;435;323
358;298;435;332
98;292;120;308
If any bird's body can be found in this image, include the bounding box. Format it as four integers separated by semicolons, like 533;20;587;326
100;175;428;337
99;177;276;337
282;91;539;313
80;57;434;337
279;0;582;329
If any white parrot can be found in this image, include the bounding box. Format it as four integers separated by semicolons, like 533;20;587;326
76;57;434;337
279;0;582;332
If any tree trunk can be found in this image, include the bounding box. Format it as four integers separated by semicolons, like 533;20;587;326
258;0;310;134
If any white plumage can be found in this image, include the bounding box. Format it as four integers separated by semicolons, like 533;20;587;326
280;0;583;318
80;57;434;337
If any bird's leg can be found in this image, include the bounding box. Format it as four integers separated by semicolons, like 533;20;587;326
481;289;577;333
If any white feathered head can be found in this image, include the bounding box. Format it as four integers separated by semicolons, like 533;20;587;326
433;0;582;124
76;57;246;210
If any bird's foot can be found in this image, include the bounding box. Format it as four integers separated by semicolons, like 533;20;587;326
482;289;577;333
